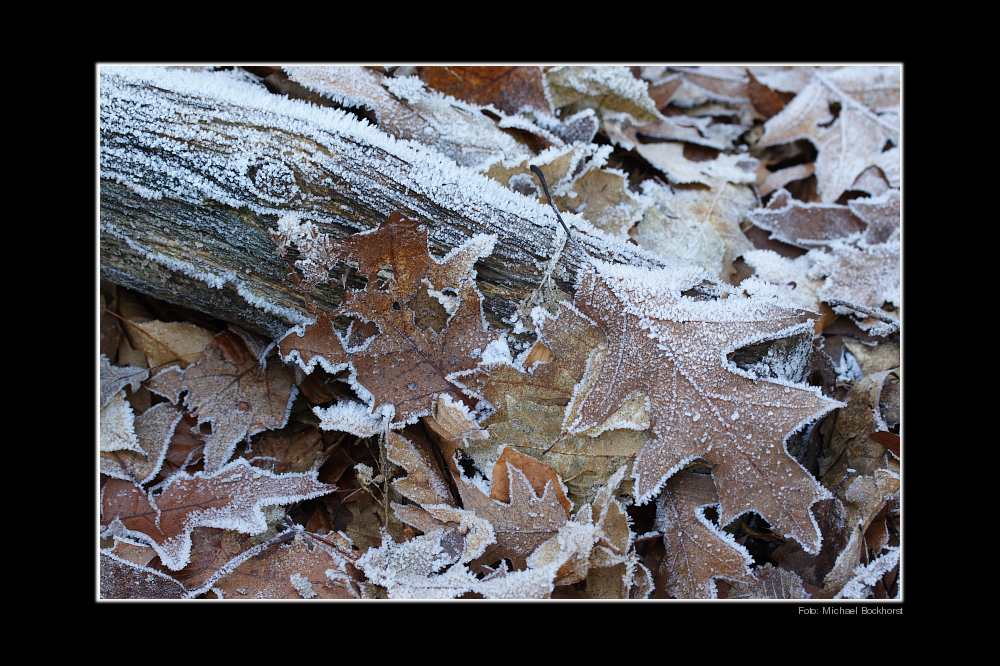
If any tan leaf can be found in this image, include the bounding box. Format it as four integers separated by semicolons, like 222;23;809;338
632;181;756;281
100;391;143;454
637;142;758;188
656;471;753;598
101;402;183;485
456;448;572;568
125;320;215;369
546;66;663;124
175;330;297;471
101;458;334;570
562;263;841;553
277;213;497;426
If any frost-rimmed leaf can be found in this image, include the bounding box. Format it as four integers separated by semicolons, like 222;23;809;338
100;355;149;408
546;66;664;124
284;66;531;171
101;391;143;454
276;213;498;427
100;551;187;599
193;529;362;599
101;402;183;485
561;262;842;554
314;400;385;438
756;69;900;202
726;563;810;599
833;547;899;599
634;142;758;187
655;471;753;598
172;330;297;471
101;458;334;570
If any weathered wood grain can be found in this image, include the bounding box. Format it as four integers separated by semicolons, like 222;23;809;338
99;67;668;338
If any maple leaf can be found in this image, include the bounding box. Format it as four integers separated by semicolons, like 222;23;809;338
655;471;753;598
417;66;552;116
162;330;297;472
101;458;333;570
757;70;899;202
277;212;498;427
560;262;842;553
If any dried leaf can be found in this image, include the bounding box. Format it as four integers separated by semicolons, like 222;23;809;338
757;71;899;202
101;402;183;485
633;181;756;281
173;330;297;471
634;142;758;187
283;66;530;170
561;263;841;553
125;320;214;369
546;66;663;124
456;448;572;568
417;66;551;115
100;355;148;408
277;213;497;426
726;563;810;599
748;189;866;248
100;391;143;454
100;552;187;599
656;471;753;598
209;530;361;599
101;458;334;570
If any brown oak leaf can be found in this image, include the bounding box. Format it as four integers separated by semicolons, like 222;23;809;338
655;471;753;598
101;458;333;570
561;262;841;553
277;213;498;427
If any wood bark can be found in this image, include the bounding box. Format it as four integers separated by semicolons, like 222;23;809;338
99;68;669;338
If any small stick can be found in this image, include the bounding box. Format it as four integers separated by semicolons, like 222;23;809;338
530;165;572;238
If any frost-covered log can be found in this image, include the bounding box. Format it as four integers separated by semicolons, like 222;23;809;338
99;67;670;337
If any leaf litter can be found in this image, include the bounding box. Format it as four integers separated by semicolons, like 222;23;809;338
99;64;901;600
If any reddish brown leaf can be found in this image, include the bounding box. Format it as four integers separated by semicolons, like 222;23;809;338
417;66;551;115
101;459;334;570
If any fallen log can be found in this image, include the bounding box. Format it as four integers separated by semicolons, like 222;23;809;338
99;66;670;338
